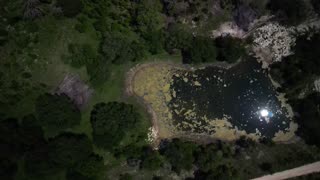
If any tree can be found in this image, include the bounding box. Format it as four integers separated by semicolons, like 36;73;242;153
267;0;309;26
24;144;61;179
65;43;97;68
66;170;95;180
133;0;165;54
72;154;105;179
0;119;25;161
312;0;320;15
215;35;246;63
0;158;17;180
194;142;235;173
35;93;81;135
101;31;145;65
165;24;193;53
294;93;320;147
140;147;164;170
48;132;93;168
161;139;197;173
90;102;140;150
86;55;110;87
56;0;83;17
259;162;273;173
182;36;217;64
235;136;256;148
119;173;133;180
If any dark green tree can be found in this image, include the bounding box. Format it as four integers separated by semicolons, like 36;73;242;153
311;0;320;15
0;119;25;161
102;31;145;64
66;170;95;180
65;43;97;68
0;158;17;180
119;173;133;180
35;93;81;135
165;24;192;53
48;132;93;168
56;0;83;17
24;144;61;179
72;154;105;179
182;36;217;64
140;147;164;170
215;35;246;63
294;93;320;147
86;55;110;87
90;102;140;150
267;0;309;26
161;139;197;173
194;142;235;174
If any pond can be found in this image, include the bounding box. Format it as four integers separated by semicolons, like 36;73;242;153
169;59;292;138
130;58;297;142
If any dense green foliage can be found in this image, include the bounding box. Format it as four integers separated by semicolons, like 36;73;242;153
182;36;218;64
215;35;246;63
35;94;81;135
56;0;83;17
165;24;193;53
48;133;93;167
311;0;320;15
90;102;140;150
64;43;97;68
0;116;103;180
293;93;320;146
161;139;197;173
267;0;309;26
72;154;105;179
101;31;145;64
140;147;164;170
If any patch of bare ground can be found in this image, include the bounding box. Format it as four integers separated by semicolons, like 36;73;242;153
56;74;93;109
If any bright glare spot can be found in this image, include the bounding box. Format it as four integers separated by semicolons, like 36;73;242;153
260;109;269;117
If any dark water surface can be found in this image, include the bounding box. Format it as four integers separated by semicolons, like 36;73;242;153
169;59;290;138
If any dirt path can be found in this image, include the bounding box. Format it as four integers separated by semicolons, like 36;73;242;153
252;161;320;180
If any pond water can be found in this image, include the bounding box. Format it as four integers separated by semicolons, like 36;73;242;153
169;59;291;138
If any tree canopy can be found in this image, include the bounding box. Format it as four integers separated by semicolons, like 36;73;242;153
72;154;105;179
215;35;246;63
102;31;145;65
35;93;81;135
90;102;141;150
161;139;197;173
312;0;320;15
48;133;93;168
56;0;83;17
293;93;320;147
267;0;309;26
182;36;217;64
